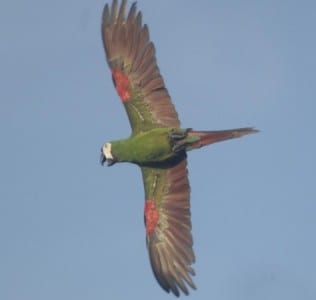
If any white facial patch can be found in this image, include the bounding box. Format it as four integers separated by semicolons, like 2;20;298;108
102;143;113;160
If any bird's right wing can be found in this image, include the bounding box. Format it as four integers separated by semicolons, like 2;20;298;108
102;0;180;134
141;158;196;297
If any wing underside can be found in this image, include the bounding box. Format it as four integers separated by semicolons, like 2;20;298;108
102;0;180;134
141;157;196;296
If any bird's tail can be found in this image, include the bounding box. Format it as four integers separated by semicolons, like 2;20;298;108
186;127;258;151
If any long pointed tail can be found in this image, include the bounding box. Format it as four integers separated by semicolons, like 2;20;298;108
187;127;258;150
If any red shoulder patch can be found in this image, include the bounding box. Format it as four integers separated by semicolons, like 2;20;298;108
144;199;160;235
112;69;131;102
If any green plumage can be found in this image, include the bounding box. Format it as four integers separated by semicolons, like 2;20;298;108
100;0;258;296
110;128;189;165
109;127;256;166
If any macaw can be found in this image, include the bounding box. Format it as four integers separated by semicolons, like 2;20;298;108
99;0;257;296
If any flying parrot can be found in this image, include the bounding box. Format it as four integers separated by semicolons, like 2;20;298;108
100;0;257;296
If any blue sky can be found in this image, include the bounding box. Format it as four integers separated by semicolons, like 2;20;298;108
1;0;316;299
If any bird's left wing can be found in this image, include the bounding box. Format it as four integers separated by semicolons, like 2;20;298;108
101;0;180;134
141;158;196;297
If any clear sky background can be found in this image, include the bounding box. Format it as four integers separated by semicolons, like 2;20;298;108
1;0;316;299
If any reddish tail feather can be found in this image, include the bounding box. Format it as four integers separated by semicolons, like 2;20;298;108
187;127;258;150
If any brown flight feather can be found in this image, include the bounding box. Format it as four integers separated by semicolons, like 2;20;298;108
102;0;180;134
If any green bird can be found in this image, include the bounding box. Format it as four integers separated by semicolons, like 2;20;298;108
100;0;257;296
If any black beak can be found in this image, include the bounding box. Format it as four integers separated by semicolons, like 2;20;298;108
100;149;106;166
100;148;115;166
107;159;115;166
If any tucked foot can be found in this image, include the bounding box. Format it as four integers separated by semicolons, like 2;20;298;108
168;128;189;141
168;129;191;153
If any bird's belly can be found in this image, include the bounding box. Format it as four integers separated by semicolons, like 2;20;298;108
127;129;175;165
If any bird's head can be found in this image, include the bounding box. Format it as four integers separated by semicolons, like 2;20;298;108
100;142;115;166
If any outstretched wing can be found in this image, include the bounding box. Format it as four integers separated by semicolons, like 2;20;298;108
141;157;196;296
102;0;180;134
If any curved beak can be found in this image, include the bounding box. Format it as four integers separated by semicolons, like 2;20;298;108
100;148;115;166
100;149;106;166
